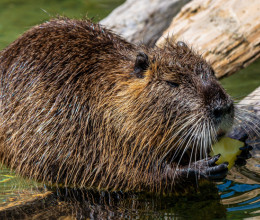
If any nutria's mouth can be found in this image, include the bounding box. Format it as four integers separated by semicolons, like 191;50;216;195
216;129;226;140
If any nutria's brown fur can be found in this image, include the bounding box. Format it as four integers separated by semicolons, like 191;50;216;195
0;18;234;193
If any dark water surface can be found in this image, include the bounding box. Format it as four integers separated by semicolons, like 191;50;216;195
221;59;260;101
0;0;260;219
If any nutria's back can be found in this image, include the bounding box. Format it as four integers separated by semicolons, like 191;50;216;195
0;18;234;193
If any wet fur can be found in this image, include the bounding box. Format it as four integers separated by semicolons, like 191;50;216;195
0;18;234;192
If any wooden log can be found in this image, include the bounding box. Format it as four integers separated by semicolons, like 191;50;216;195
226;86;260;185
229;86;260;155
100;0;191;46
239;87;260;114
156;0;260;78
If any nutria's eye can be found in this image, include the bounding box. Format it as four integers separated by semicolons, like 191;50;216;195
133;52;149;78
177;41;187;48
166;81;179;88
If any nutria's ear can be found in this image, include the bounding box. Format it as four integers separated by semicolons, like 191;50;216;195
133;52;149;78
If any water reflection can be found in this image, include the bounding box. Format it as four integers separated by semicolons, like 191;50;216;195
217;156;260;219
0;184;226;219
0;156;259;219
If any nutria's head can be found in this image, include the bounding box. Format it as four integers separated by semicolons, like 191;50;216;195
110;41;234;169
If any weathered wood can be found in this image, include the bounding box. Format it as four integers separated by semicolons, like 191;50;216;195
239;87;260;115
225;87;260;185
156;0;260;78
229;86;260;155
100;0;191;46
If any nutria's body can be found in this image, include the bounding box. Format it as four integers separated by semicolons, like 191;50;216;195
0;18;238;193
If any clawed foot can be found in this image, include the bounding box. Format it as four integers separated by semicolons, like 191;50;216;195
176;134;253;183
179;155;228;182
235;144;252;166
229;133;253;166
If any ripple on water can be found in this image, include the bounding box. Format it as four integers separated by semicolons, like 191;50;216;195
0;155;259;219
218;156;260;219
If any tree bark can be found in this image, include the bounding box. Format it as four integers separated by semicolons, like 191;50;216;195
229;86;260;154
239;87;260;114
156;0;260;78
100;0;191;46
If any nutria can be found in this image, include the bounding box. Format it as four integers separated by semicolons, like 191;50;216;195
0;18;251;193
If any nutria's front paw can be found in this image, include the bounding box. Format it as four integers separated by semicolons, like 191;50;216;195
179;155;229;182
235;144;253;166
229;133;253;166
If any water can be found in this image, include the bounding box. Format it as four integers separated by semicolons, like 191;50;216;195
221;59;260;101
0;0;260;219
0;168;259;219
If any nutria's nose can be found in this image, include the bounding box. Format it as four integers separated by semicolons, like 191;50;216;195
212;101;234;121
